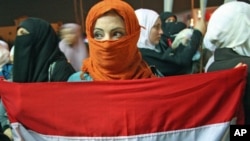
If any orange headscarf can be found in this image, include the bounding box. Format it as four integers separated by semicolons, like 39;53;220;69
82;0;155;80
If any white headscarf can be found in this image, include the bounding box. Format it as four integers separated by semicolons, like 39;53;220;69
0;40;9;50
203;1;250;56
135;8;159;51
59;23;89;71
0;46;10;70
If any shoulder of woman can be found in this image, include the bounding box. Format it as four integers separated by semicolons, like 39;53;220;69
48;59;75;81
67;71;93;82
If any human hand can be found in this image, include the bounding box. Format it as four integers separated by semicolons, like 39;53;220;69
234;62;247;68
193;19;207;36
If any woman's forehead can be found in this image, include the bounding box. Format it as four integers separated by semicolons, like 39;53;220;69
94;12;125;29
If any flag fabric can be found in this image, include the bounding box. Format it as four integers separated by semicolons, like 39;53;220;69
0;67;247;141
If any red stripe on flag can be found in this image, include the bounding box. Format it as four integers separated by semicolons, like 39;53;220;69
0;67;247;137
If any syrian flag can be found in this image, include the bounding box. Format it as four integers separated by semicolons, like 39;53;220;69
0;67;247;141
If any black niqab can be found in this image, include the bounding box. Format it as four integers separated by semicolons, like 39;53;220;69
13;17;75;82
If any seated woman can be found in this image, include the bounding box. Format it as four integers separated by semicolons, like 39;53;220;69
68;0;155;81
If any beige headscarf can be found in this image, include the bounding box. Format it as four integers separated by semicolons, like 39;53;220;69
203;1;250;56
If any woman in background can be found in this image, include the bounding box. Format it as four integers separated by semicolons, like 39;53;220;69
59;23;89;71
204;1;250;124
136;8;206;76
0;17;76;140
13;17;75;82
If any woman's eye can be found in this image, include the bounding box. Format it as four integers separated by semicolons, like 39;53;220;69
94;32;103;40
153;24;161;30
112;31;125;39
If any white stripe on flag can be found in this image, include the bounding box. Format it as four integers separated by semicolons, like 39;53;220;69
11;120;234;141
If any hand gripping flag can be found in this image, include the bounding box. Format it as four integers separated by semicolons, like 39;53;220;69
0;67;247;141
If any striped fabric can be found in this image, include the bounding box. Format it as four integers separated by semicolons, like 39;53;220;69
0;67;247;141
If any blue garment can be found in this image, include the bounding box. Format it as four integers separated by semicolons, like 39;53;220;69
0;64;13;80
67;71;93;82
0;101;10;132
0;64;12;132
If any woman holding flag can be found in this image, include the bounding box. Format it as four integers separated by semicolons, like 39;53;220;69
68;0;155;81
204;1;250;124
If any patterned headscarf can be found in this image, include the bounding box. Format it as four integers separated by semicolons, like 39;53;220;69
82;0;155;80
204;1;250;56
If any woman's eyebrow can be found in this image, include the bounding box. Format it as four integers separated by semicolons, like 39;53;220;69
93;28;103;31
110;27;126;32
